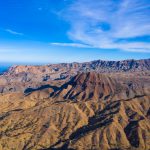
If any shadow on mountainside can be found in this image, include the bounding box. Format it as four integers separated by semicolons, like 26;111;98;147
24;84;59;95
24;75;76;96
42;99;145;150
42;101;122;150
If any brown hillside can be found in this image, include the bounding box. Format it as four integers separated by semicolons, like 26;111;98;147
0;71;149;150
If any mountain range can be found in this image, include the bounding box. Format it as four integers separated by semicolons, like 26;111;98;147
0;58;150;150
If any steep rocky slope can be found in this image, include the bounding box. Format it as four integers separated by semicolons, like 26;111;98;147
53;72;150;101
0;71;149;150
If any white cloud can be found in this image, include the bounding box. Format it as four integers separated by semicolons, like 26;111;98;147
57;0;150;53
50;42;92;48
5;29;23;36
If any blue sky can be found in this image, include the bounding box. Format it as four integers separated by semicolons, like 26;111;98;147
0;0;150;64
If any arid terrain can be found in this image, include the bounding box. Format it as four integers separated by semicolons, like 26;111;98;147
0;59;150;150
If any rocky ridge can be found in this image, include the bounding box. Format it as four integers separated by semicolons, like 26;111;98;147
0;58;150;94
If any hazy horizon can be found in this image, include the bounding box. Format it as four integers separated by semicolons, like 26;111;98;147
0;57;149;66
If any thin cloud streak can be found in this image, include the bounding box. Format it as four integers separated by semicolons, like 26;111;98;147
5;29;23;36
57;0;150;53
50;42;92;48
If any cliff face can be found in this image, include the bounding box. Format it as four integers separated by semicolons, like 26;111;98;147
0;59;150;150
